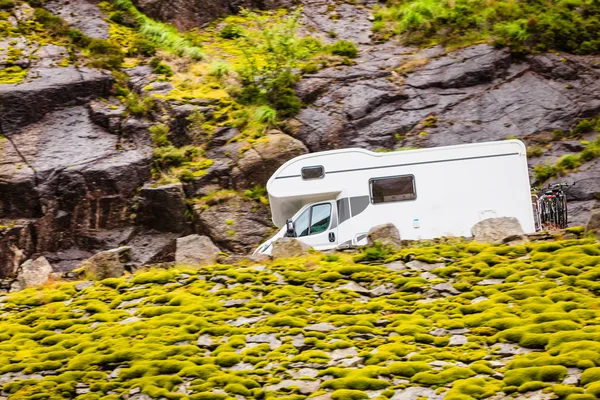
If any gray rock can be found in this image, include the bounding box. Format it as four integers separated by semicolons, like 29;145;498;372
11;256;53;291
290;368;319;378
337;281;371;295
406;260;444;271
431;282;460;295
271;238;312;258
391;386;443;400
194;194;273;254
493;343;534;356
197;334;214;348
472;217;526;244
117;297;145;309
175;235;220;267
119;316;141;325
291;334;306;348
229;316;265;327
246;333;281;350
585;206;600;234
369;283;396;296
224;299;248;308
367;223;401;249
449;335;468;346
329;347;358;360
75;281;94;291
339;356;362;367
384;261;406;272
305;323;337;332
263;379;321;395
229;362;255;371
45;0;109;39
471;296;489;303
82;247;131;280
429;328;448;337
478;279;504;286
563;372;580;385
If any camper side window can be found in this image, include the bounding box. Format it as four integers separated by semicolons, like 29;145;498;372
302;166;324;180
370;175;416;203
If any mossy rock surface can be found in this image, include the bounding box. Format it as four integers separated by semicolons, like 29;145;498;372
0;238;599;399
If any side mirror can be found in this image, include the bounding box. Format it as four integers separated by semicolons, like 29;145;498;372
285;218;295;237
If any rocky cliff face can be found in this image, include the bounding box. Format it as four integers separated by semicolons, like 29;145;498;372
132;0;297;30
1;0;598;282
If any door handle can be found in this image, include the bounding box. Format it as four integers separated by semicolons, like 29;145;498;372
329;232;335;242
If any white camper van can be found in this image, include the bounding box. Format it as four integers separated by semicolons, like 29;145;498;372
254;140;535;255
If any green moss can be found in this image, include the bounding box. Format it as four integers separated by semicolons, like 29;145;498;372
504;366;568;387
331;389;369;400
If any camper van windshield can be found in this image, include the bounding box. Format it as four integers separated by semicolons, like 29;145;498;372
294;203;331;236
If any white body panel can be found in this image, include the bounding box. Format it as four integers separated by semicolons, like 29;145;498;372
254;140;535;255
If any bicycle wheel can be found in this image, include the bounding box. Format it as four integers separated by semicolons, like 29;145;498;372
562;195;568;228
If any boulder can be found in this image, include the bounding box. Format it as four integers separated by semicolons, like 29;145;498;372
193;195;273;253
367;223;401;248
271;238;311;258
81;247;131;280
585;206;600;235
10;256;53;291
175;235;220;266
231;132;308;189
471;217;526;244
136;183;188;233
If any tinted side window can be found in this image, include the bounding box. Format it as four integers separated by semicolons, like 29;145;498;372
310;204;331;235
295;208;310;237
370;175;416;203
302;166;324;179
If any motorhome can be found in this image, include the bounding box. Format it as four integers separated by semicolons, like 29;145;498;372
254;140;535;255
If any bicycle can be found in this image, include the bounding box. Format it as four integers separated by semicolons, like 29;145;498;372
533;183;569;231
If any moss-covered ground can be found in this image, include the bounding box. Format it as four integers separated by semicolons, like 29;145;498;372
1;236;599;399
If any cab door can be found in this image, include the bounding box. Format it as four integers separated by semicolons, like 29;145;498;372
293;201;338;250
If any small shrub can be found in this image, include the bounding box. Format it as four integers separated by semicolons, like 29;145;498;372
129;38;157;57
149;124;171;147
328;40;359;57
0;0;14;8
148;58;173;76
219;23;244;39
572;119;594;135
208;61;231;78
254;106;277;124
533;163;557;182
557;154;580;170
300;62;319;74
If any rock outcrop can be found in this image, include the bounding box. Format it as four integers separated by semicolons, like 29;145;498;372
194;195;272;253
175;234;220;266
231;132;308;189
472;217;526;244
136;183;189;233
